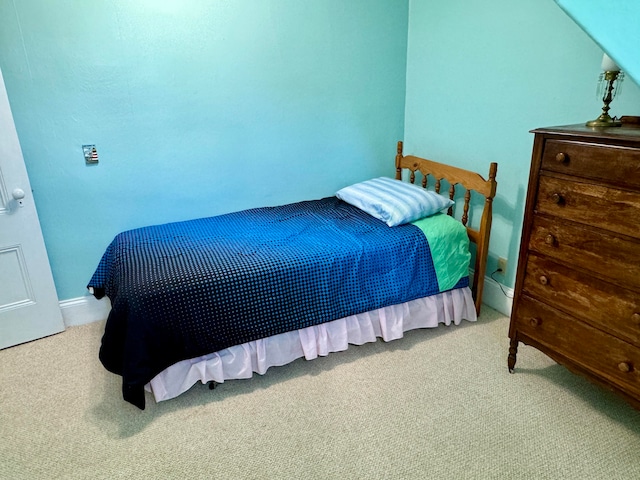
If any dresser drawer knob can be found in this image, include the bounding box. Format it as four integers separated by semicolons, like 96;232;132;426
551;193;563;204
545;234;556;246
555;152;567;163
539;275;549;285
618;362;632;373
529;317;542;327
632;313;640;325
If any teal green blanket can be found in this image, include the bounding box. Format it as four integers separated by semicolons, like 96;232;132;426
412;213;471;291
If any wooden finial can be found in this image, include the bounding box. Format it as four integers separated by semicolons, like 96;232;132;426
489;162;498;181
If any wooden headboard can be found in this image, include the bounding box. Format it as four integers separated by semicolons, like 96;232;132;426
394;141;498;315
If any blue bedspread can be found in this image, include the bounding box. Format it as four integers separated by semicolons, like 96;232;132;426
89;197;467;409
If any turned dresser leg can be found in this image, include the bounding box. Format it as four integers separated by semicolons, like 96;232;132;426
508;338;518;373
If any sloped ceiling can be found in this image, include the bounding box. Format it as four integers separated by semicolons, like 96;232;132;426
555;0;640;86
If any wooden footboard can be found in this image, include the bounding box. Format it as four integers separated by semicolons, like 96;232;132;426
395;141;498;315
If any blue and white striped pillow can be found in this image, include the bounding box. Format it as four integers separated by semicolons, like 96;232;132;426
336;177;454;227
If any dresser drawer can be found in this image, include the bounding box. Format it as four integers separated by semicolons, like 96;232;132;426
514;296;640;397
542;139;640;189
529;215;640;290
536;175;640;239
522;254;640;346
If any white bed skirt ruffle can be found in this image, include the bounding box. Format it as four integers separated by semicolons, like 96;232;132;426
145;286;477;403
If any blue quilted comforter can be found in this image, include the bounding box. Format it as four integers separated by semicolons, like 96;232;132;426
89;197;467;409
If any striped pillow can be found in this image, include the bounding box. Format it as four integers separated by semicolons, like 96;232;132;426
336;177;454;227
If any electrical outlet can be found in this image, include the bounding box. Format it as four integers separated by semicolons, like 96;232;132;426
83;144;98;164
497;257;508;274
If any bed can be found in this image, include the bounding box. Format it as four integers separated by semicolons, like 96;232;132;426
88;141;498;409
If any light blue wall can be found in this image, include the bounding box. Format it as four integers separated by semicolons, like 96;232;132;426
405;0;640;289
555;0;640;85
4;0;637;302
0;0;409;300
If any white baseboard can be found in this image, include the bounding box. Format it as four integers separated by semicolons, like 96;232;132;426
58;274;513;328
59;295;111;327
480;275;513;317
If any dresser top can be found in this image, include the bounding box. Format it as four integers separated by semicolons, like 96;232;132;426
532;122;640;143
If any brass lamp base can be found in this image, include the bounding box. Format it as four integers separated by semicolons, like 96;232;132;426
586;114;622;128
586;70;623;128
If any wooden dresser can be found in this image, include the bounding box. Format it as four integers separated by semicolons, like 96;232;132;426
508;123;640;409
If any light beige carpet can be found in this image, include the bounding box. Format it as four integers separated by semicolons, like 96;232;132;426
1;306;639;479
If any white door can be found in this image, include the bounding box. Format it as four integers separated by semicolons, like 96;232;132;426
0;67;64;349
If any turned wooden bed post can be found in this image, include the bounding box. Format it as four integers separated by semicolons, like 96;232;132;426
394;140;498;316
395;141;404;180
471;162;498;315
